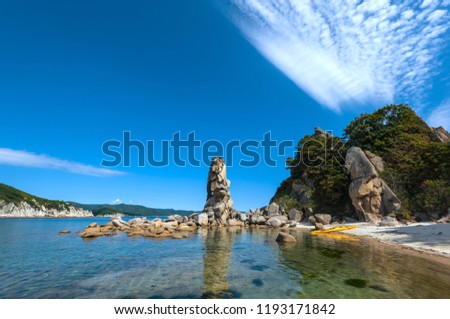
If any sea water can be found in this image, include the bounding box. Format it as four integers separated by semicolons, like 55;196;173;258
0;218;449;298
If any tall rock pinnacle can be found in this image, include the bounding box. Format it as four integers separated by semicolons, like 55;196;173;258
203;157;236;225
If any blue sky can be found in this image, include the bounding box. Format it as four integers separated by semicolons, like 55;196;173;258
0;0;449;211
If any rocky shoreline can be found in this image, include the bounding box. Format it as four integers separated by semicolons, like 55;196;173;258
78;156;449;246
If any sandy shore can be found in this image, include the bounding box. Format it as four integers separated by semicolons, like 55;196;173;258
341;222;450;258
296;221;450;259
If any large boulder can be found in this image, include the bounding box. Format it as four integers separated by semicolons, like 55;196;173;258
150;218;163;228
265;202;280;217
266;215;288;228
248;210;265;225
110;217;130;228
239;213;247;222
129;217;145;225
288;208;303;222
314;213;331;225
196;213;209;227
346;147;401;224
254;215;267;225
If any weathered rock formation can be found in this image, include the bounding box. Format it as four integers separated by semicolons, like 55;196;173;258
346;147;401;224
431;126;450;143
0;199;92;218
202;157;241;226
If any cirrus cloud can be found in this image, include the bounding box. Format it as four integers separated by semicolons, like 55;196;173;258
219;0;449;113
0;148;125;177
427;99;450;130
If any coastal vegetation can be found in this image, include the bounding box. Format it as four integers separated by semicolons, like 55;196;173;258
273;104;450;220
0;183;70;210
71;203;197;217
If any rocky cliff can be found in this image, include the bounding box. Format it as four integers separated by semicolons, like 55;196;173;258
271;104;450;224
0;183;93;218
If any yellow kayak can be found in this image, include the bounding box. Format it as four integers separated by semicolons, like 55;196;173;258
316;233;359;242
310;225;357;235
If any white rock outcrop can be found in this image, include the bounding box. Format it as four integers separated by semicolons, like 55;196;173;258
0;199;93;218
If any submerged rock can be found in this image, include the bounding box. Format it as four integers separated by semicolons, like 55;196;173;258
275;232;297;243
80;227;103;238
344;278;368;288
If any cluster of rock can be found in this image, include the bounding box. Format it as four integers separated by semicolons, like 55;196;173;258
247;202;290;227
246;202;342;229
80;215;197;239
346;147;401;224
0;200;92;218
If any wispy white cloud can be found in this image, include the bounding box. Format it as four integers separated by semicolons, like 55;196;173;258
427;99;450;130
220;0;449;112
112;198;122;204
0;148;125;177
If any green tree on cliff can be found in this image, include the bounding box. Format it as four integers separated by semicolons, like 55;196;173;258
274;104;450;219
282;132;352;216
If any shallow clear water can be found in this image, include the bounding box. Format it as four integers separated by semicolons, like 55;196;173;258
0;218;449;298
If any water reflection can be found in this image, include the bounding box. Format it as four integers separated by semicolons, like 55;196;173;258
278;230;450;298
201;227;243;298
